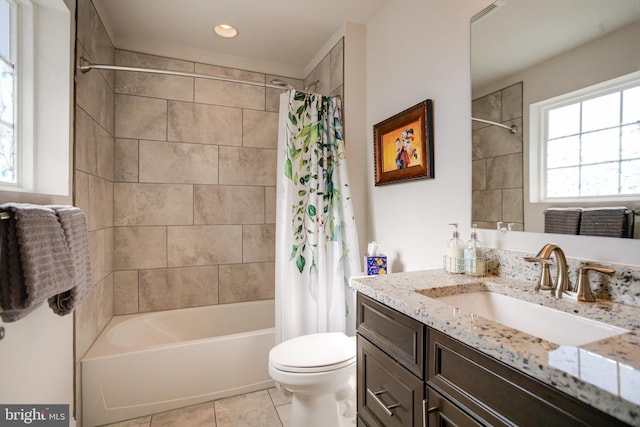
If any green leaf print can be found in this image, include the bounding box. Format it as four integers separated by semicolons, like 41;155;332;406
284;91;352;284
284;159;292;180
296;254;306;273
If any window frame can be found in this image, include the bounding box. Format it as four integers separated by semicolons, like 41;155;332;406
0;0;72;197
530;70;640;203
0;0;18;186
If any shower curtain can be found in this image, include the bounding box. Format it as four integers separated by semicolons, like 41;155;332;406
275;90;360;344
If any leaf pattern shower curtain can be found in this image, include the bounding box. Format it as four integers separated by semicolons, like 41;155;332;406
275;90;360;343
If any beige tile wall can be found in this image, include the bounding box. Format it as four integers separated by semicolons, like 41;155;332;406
305;38;344;99
74;19;344;320
471;82;524;231
111;49;306;315
74;0;116;422
75;0;115;361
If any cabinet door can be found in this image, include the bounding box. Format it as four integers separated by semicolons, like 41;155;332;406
427;387;482;427
358;335;424;427
357;293;425;379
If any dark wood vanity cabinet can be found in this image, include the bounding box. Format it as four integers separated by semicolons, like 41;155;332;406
357;293;628;427
357;293;425;427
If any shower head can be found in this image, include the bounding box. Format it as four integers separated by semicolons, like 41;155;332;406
270;79;286;86
270;79;294;89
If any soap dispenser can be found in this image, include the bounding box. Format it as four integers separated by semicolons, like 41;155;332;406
464;224;486;276
445;223;464;273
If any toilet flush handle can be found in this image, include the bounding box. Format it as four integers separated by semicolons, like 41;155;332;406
367;388;400;417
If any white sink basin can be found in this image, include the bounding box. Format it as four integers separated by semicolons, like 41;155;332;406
436;291;628;346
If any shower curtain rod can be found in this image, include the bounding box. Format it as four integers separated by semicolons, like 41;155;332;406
471;117;518;134
78;57;295;90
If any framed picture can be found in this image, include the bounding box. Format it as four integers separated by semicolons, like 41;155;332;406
373;99;434;185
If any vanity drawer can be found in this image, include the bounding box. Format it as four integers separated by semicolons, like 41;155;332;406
427;329;627;427
357;335;424;427
426;386;482;426
357;293;425;378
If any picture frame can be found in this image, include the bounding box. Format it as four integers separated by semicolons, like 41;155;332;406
373;99;434;185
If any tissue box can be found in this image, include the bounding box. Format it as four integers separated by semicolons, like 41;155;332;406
365;255;387;275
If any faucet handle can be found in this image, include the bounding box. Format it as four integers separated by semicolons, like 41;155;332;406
524;257;547;263
524;257;554;292
580;265;615;275
574;265;615;302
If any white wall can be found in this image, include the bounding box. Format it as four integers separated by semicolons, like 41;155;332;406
366;0;640;269
366;0;482;272
0;305;74;408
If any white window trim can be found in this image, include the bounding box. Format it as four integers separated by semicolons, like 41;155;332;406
0;0;19;186
529;70;640;204
0;0;71;197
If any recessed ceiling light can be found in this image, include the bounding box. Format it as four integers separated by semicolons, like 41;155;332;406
214;24;238;38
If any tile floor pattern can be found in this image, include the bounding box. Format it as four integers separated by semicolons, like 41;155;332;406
101;388;292;427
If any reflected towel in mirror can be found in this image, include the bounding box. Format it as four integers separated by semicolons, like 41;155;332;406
580;207;633;239
544;208;582;235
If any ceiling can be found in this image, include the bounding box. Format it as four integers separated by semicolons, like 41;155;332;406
471;0;640;92
93;0;640;85
93;0;388;78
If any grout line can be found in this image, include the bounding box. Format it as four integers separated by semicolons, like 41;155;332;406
137;269;140;314
136;138;140;183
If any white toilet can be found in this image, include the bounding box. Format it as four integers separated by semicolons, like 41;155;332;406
268;332;356;427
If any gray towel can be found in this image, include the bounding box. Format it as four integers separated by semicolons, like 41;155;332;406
47;206;92;315
0;203;75;322
0;213;39;320
544;208;582;235
580;207;632;238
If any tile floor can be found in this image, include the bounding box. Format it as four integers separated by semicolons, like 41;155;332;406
101;387;292;427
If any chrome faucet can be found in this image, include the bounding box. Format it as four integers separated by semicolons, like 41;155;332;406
525;244;570;299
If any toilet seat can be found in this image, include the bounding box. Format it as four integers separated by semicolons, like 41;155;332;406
269;332;356;373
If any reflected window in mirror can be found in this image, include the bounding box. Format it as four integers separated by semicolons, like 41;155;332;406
531;71;640;202
471;0;640;237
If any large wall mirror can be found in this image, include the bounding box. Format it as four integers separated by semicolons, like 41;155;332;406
471;0;640;239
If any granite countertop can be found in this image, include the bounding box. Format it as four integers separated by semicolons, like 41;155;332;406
350;269;640;426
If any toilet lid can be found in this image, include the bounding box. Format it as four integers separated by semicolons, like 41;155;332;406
269;333;356;373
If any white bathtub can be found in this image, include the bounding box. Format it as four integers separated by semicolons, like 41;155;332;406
81;299;275;426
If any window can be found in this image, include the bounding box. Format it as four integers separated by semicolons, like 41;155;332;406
0;0;72;197
0;0;16;185
531;71;640;202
